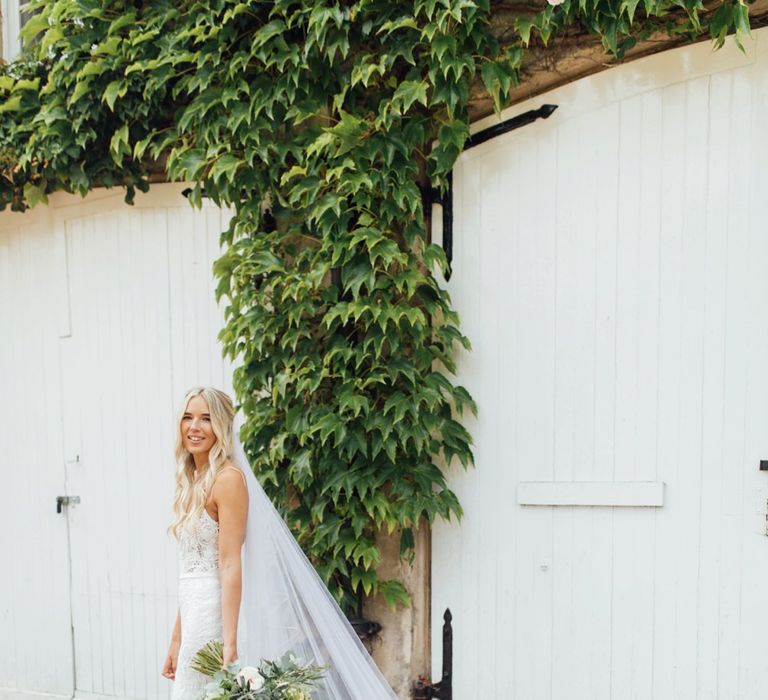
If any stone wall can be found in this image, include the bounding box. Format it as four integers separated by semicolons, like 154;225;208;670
364;521;432;699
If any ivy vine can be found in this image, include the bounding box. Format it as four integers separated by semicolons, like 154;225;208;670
0;0;752;611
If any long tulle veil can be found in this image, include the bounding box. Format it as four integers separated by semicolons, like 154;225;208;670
231;410;398;699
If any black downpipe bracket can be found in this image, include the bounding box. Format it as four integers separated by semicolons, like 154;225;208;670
431;104;558;280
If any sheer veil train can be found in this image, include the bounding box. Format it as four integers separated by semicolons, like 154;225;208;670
232;410;398;699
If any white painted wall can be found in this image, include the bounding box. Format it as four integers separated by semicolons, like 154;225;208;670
432;27;768;699
1;0;22;62
0;185;236;700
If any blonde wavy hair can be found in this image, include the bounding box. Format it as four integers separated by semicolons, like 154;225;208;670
168;386;236;540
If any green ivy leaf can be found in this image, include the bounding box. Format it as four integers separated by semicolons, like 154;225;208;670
23;182;47;207
209;154;243;185
102;81;127;111
392;79;429;113
19;13;49;45
109;124;130;164
378;579;412;609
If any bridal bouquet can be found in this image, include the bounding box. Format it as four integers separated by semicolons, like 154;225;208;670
191;640;328;700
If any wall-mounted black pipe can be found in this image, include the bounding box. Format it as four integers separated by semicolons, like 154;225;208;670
441;171;453;275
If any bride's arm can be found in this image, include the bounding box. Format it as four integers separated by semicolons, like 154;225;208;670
161;608;181;679
215;469;248;664
171;608;181;643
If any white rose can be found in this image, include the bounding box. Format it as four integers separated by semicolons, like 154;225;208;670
236;666;265;690
547;0;565;5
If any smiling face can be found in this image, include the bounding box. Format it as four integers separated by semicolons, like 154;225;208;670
180;394;216;462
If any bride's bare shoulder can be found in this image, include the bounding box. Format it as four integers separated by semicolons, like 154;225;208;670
214;460;247;485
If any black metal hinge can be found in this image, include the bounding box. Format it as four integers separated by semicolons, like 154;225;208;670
429;104;558;280
413;608;453;700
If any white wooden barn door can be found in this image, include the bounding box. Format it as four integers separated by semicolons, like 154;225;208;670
0;205;75;699
0;185;235;700
431;29;768;700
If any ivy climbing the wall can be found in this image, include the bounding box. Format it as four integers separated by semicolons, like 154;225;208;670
0;0;752;611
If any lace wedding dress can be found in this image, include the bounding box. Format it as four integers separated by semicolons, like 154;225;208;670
170;422;399;700
171;506;226;700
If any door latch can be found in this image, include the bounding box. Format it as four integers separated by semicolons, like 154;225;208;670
56;495;80;513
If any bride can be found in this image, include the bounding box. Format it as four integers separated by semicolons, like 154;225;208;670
160;386;398;699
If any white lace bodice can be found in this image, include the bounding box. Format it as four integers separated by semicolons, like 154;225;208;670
172;468;249;700
178;509;219;576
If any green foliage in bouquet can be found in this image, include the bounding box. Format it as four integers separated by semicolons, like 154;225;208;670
192;640;327;700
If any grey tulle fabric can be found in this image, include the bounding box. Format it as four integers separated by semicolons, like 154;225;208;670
232;411;398;699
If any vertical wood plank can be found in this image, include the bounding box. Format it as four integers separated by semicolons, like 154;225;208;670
715;66;752;700
651;78;687;700
474;144;505;700
551;110;589;700
610;91;655;700
511;122;558;700
454;150;482;696
576;101;620;699
696;69;732;700
736;46;768;700
492;136;519;694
